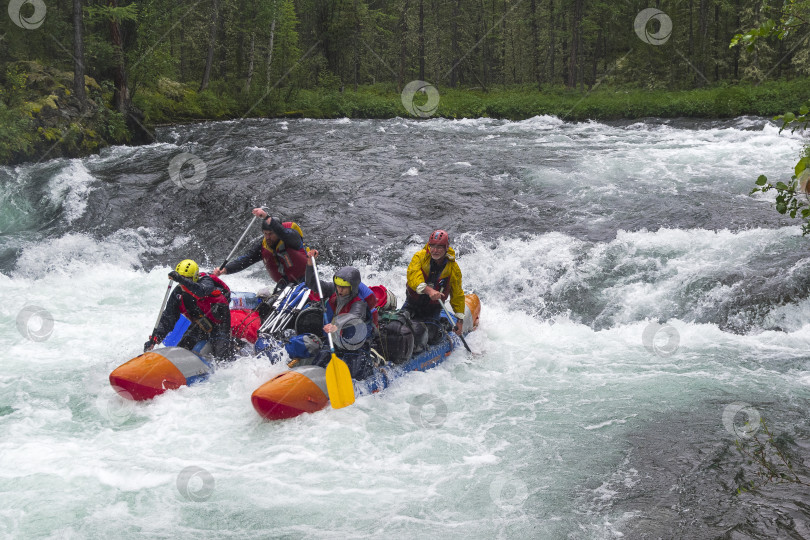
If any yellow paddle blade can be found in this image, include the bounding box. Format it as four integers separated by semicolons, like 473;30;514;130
325;353;355;409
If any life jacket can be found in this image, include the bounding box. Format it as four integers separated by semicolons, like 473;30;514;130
406;256;450;305
260;221;308;284
312;282;378;327
326;294;363;320
179;273;231;324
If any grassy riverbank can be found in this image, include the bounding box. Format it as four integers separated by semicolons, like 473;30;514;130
137;78;810;123
3;62;809;166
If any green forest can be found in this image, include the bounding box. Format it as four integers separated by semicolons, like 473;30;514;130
1;0;809;165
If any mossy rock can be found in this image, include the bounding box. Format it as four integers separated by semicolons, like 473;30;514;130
24;69;57;92
84;75;101;91
21;101;40;115
37;127;62;141
39;95;59;110
54;70;75;87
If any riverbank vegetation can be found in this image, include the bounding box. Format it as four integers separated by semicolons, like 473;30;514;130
1;0;809;165
744;1;810;233
131;78;810;124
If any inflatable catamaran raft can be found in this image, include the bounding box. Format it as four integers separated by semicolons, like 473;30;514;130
109;285;481;416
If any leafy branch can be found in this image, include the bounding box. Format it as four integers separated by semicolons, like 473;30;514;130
733;420;808;495
735;2;810;232
750;151;810;234
730;0;810;50
85;3;139;24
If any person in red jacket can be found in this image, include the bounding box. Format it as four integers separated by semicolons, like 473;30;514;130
144;259;234;361
213;208;307;290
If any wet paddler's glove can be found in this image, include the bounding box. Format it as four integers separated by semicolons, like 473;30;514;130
144;334;160;352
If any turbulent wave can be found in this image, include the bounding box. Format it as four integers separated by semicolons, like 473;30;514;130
1;116;809;538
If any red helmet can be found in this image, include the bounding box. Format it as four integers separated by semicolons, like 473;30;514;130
428;229;450;247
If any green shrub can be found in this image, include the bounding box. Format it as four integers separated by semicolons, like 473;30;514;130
0;102;34;163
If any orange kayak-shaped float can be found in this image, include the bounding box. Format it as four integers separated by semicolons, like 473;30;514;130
108;287;301;401
251;294;481;420
109;346;214;401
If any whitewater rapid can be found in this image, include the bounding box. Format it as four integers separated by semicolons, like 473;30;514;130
1;115;809;538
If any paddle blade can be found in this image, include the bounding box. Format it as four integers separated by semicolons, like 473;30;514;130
325;354;355;409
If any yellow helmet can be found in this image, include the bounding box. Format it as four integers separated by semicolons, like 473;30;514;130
176;259;200;282
333;276;351;287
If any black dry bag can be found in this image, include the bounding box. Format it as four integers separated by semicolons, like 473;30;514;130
379;313;415;364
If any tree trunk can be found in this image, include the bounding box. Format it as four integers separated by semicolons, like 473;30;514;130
688;0;693;56
714;3;720;81
449;0;459;87
698;0;708;38
433;0;441;84
218;2;227;80
72;0;86;107
559;7;567;86
245;30;255;93
476;0;484;87
236;0;245;80
109;0;129;113
398;0;410;90
531;0;540;89
265;16;277;94
200;0;219;92
697;0;708;84
548;0;556;85
592;28;601;87
418;0;425;81
354;0;361;91
733;0;740;79
567;0;582;88
180;24;187;81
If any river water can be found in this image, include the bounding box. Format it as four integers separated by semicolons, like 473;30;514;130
1;116;809;538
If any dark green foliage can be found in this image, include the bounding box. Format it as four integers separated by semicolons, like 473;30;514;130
0;62;130;164
3;0;810;164
0;102;35;164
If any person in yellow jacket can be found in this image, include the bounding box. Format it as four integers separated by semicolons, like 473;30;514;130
403;229;465;335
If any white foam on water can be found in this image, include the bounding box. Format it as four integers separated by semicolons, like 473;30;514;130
46;161;96;224
2;117;810;538
1;246;808;538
